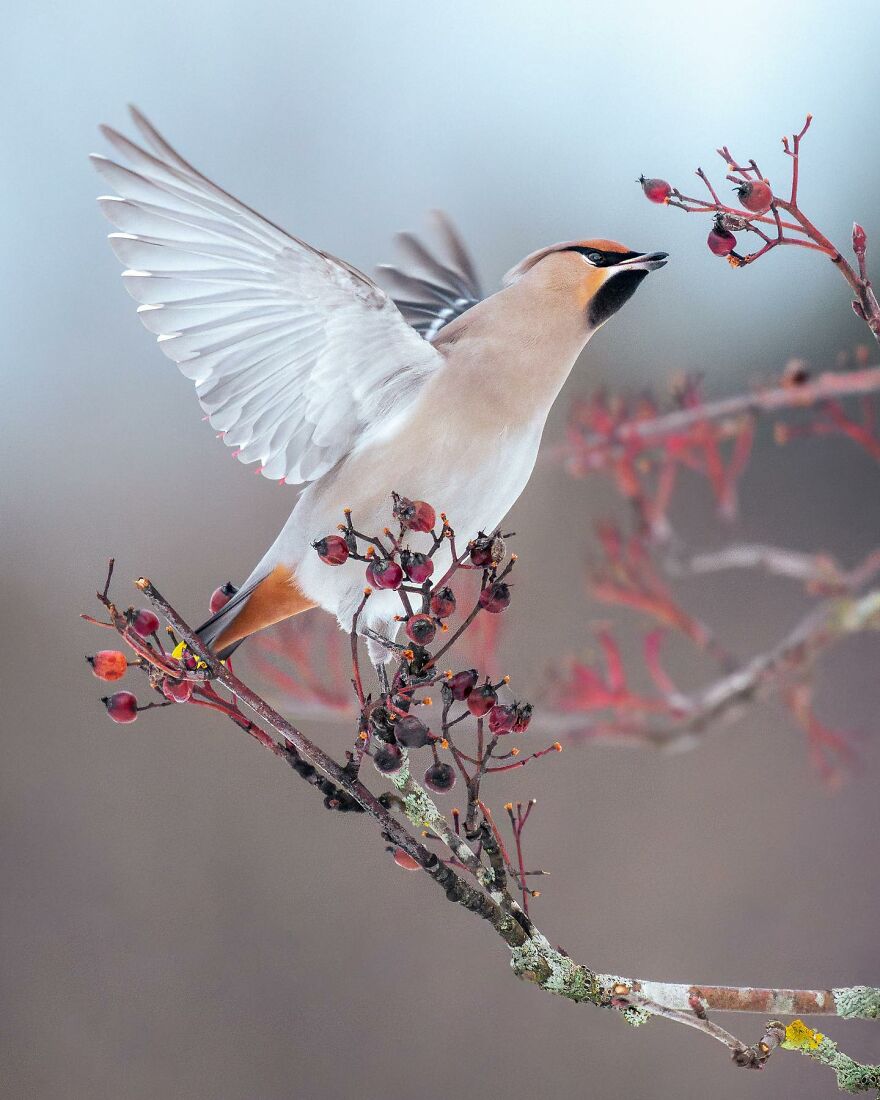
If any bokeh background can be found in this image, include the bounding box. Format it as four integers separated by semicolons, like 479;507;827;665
2;2;879;1097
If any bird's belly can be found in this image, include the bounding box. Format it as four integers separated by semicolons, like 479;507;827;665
282;417;544;631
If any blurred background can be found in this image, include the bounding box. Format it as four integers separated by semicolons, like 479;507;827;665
2;1;879;1097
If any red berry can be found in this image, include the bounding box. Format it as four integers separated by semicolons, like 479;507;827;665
467;682;497;717
87;650;127;682
448;669;478;701
430;587;456;618
735;179;772;214
393;848;421;870
707;219;737;257
394;495;436;533
393;714;433;748
639;175;672;204
209;581;238;614
103;690;138;724
401;550;434;584
488;704;516;734
313;535;350;566
405;614;436;646
489;701;533;735
131;609;160;638
366;559;403;590
479;581;511;614
162;677;194;703
424;762;456;793
373;743;404;774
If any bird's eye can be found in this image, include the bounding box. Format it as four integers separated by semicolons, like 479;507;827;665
588;252;603;264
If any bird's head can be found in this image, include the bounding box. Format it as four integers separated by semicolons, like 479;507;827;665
503;238;668;329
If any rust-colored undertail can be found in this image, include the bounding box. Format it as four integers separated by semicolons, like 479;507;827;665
197;565;316;660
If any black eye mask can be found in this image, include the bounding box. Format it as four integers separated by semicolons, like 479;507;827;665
564;245;643;266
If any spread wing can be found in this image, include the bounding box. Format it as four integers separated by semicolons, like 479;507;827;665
378;211;484;342
92;107;443;484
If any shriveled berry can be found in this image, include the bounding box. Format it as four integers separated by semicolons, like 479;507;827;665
162;677;194;703
430;586;456;618
424;762;456;793
401;550;434;584
313;535;350;565
87;650;127;682
394;495;436;533
373;744;404;774
366;558;404;590
405;614;436;646
209;581;238;614
470;532;504;567
393;714;433;749
707;218;737;257
479;581;511;614
511;703;533;733
131;609;160;638
448;668;478;701
393;848;421;870
369;705;396;742
735;179;772;214
639;174;672;204
467;682;497;717
103;690;138;724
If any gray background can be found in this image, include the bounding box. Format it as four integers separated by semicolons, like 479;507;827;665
2;2;879;1097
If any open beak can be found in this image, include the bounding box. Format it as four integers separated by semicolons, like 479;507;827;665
618;251;669;272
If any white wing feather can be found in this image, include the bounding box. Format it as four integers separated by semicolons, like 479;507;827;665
92;107;442;484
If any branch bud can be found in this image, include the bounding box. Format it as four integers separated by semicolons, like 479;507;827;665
852;222;867;257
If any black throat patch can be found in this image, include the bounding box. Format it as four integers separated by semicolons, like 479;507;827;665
588;269;648;327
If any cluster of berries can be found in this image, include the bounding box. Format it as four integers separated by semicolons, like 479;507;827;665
640;173;775;259
88;586;235;723
312;497;534;799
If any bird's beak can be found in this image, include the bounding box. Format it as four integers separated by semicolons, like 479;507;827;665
616;251;669;272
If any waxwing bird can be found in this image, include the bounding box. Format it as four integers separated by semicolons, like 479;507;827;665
92;108;668;662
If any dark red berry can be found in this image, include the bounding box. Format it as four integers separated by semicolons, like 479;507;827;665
639;175;672;204
366;558;404;590
393;714;433;749
393;848;421;870
430;587;456;618
448;669;478;701
467;682;497;717
87;650;127;682
424;762;456;793
369;705;396;742
313;535;350;565
103;690;138;724
488;704;517;734
405;614;436;646
131;609;160;638
162;677;194;703
373;743;404;774
479;581;511;614
393;495;436;533
735;179;772;214
401;550;434;584
707;218;737;257
209;581;238;614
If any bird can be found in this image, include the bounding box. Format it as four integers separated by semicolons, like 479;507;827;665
92;107;668;665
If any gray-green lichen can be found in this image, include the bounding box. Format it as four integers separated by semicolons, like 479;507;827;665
804;1037;880;1094
509;931;598;1004
834;986;880;1021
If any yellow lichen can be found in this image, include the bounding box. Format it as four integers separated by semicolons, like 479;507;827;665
782;1019;824;1050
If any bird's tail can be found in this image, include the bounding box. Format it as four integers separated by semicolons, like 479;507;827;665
195;564;316;660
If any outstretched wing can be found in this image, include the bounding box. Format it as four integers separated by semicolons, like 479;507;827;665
92;107;442;484
378;211;484;342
